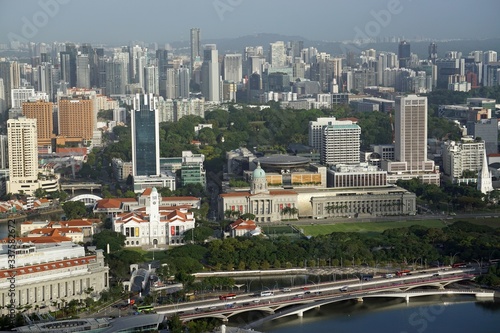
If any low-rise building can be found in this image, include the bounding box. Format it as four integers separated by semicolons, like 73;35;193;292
0;242;109;316
227;218;261;237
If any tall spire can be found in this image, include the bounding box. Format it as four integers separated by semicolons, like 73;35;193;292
477;150;493;194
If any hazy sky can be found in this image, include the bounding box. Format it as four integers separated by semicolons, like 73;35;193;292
0;0;499;45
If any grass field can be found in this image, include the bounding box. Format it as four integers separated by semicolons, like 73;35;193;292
298;218;500;237
299;220;445;237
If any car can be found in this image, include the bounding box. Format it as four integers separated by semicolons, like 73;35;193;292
253;299;260;303
314;291;322;295
339;286;349;292
281;288;292;292
304;291;311;295
432;273;440;277
208;306;217;310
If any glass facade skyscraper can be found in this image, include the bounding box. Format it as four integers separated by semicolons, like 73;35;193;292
131;93;160;177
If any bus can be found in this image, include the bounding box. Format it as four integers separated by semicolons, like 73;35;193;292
136;305;154;313
396;270;411;277
260;291;274;297
219;293;237;300
451;263;467;268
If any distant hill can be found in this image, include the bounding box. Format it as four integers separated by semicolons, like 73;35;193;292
171;33;500;59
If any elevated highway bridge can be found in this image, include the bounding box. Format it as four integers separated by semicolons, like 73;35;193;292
155;268;488;323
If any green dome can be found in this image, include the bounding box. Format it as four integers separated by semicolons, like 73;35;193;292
253;162;266;179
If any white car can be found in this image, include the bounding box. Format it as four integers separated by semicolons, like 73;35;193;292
339;286;349;292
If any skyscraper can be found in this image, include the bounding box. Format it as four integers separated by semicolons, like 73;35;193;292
223;54;243;83
76;54;91;88
7;117;38;194
0;60;20;110
190;28;201;72
178;66;190;99
269;41;286;68
131;93;160;177
201;44;220;102
394;94;433;172
156;49;169;98
428;42;438;62
398;41;411;68
143;65;159;95
320;119;361;166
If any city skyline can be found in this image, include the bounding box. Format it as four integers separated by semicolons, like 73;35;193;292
1;0;500;45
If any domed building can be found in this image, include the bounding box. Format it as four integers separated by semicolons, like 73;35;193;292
218;162;298;223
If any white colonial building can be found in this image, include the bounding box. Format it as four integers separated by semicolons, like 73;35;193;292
112;188;195;247
218;162;298;222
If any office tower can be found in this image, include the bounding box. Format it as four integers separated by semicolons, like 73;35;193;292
76;54;91;88
0;60;20;109
466;118;498;154
0;79;5;114
95;48;107;89
435;58;462;89
398;41;411;68
201;44;220;102
106;50;129;95
484;51;498;64
156;49;169;98
428;43;437;62
129;45;147;87
321;119;361;166
0;135;8;169
289;40;304;59
178;66;190;98
165;68;177;99
484;62;500;87
269;41;286;67
60;43;77;87
7;117;38;193
58;96;94;140
309;117;349;151
22;100;53;145
131;93;160;177
143;65;159;95
223;54;242;83
395;95;433;172
190;28;201;71
37;63;54;101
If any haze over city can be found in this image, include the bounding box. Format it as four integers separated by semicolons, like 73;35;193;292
1;0;500;44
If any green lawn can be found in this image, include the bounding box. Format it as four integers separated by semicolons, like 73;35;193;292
299;220;447;237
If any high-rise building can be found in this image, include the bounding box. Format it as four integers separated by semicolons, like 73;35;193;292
156;49;169;98
223;54;243;83
0;79;5;115
37;63;54;101
76;53;91;88
105;50;129;95
484;50;498;64
484;62;500;87
394;94;433;172
442;138;485;182
201;44;220;102
0;135;8;170
398;41;411;68
428;42;438;62
11;87;35;109
178;66;190;99
143;65;159;95
320;119;361;166
269;41;286;68
466;118;498;154
190;28;201;72
22;100;53;145
131;93;160;177
58;96;94;140
165;68;178;99
7;117;38;193
0;60;20;109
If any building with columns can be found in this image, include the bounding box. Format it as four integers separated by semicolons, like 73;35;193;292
218;162;298;222
0;242;108;316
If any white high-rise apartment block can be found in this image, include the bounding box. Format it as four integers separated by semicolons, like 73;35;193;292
201;45;220;102
309;117;336;151
143;65;159;95
442;138;485;182
223;54;242;83
11;87;35;108
7;117;38;194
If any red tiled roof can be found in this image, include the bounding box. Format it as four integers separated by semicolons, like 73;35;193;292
0;255;97;277
230;218;257;231
141;188;153;196
29;227;83;235
0;234;72;244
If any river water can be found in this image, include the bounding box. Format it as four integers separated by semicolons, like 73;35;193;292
254;296;500;333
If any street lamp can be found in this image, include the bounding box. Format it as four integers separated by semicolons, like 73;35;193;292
450;252;460;266
472;259;483;275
